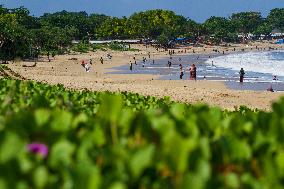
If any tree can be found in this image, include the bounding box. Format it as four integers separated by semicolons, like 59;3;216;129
40;11;89;40
253;22;272;36
203;17;236;43
96;17;127;39
267;8;284;31
184;19;200;38
89;13;110;39
230;12;262;42
231;12;262;33
157;33;170;47
0;13;30;60
10;7;40;29
35;26;77;55
128;10;188;39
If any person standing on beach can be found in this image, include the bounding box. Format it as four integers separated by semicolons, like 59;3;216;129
100;57;104;64
130;62;133;71
47;52;51;62
239;68;245;83
179;64;184;79
189;64;197;80
168;61;172;68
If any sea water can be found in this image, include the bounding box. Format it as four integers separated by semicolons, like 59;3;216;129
205;50;284;91
109;51;284;91
206;50;284;81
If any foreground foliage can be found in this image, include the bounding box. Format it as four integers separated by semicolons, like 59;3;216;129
0;79;284;189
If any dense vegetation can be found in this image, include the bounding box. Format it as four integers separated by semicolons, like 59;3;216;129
1;5;284;60
0;78;284;189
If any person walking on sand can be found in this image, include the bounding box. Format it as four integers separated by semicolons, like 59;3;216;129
100;57;104;64
189;64;197;80
130;62;133;71
239;68;245;83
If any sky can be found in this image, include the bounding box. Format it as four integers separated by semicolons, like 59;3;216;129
1;0;284;22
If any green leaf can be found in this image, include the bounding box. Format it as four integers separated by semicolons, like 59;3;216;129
276;151;284;176
34;109;50;127
50;111;72;132
130;145;155;178
0;132;24;163
33;166;48;189
49;140;75;168
98;94;122;123
225;173;240;189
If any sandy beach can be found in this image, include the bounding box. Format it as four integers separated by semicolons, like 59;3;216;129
5;41;284;111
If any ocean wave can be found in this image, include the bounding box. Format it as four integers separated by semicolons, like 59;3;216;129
206;51;284;77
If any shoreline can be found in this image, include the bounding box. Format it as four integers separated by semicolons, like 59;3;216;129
108;48;284;91
4;42;284;110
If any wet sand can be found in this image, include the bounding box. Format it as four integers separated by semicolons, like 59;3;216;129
6;42;284;111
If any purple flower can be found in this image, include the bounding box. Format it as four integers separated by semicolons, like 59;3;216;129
27;143;48;158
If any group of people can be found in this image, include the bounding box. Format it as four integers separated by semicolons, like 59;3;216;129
178;63;196;80
80;56;106;72
81;60;91;72
129;54;157;70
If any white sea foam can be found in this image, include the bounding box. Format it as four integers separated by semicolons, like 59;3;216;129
206;51;284;77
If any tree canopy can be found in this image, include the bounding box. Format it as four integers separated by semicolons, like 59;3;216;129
0;5;283;61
